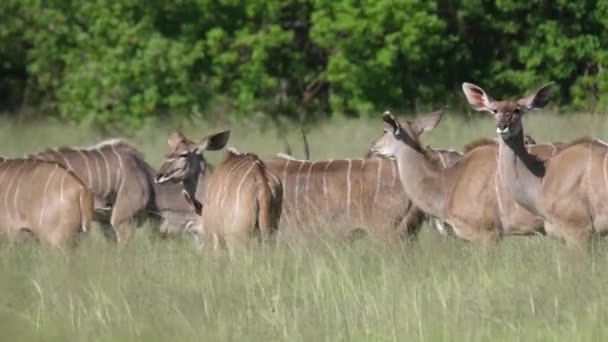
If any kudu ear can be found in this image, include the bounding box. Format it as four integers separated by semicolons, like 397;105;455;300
168;131;188;148
382;111;401;135
462;82;495;113
518;82;554;110
197;130;231;152
412;108;445;135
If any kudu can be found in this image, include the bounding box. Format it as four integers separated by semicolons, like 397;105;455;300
462;82;608;250
155;131;283;250
0;158;93;247
29;140;196;242
263;154;424;240
369;109;565;246
272;125;463;240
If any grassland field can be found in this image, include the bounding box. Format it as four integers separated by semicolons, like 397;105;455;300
2;110;608;341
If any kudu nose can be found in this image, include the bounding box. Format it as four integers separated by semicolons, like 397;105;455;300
496;123;510;134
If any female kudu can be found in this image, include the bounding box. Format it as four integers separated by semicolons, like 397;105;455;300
155;131;282;250
462;82;608;250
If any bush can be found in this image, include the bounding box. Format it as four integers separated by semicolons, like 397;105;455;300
0;0;607;131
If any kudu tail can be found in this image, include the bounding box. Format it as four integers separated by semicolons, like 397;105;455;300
79;187;95;233
257;175;282;240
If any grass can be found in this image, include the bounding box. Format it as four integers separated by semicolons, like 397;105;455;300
1;110;608;341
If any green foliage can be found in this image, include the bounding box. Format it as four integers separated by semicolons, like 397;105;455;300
457;0;608;110
0;0;607;131
311;0;463;113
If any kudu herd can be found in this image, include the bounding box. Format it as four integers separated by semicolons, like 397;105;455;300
1;78;604;253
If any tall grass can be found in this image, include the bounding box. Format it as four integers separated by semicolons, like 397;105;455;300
1;110;608;341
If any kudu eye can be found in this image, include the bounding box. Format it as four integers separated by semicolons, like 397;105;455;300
513;108;521;114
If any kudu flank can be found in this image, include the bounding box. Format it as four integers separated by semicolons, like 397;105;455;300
30;140;196;242
0;157;94;247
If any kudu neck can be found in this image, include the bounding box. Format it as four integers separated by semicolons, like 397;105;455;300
498;129;545;215
502;130;546;178
182;161;208;203
393;140;447;220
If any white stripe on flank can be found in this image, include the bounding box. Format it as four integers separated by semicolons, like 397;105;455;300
39;164;58;226
323;160;333;212
359;159;365;222
372;159;383;207
110;145;125;192
220;158;249;208
53;149;74;171
305;161;315;216
5;162;27;222
0;160;13;218
92;149;102;193
76;149;93;186
98;148;112;193
60;171;68;203
550;143;557;157
294;160;306;222
12;162;28;221
282;159;290;202
346;159;352;219
234;161;257;220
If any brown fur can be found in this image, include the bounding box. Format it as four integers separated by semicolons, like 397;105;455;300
29;140;196;242
463;135;537;154
156;131;283;250
201;151;282;249
0;158;93;248
371;110;566;247
463;138;497;153
264;156;424;240
461;81;608;250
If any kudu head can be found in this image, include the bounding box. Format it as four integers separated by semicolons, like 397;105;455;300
462;82;554;141
155;130;231;184
369;109;445;158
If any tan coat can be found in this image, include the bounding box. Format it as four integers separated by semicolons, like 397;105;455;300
155;131;283;250
0;158;93;247
30;139;197;242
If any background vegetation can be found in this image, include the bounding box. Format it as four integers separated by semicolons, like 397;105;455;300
1;1;607;130
1;112;608;341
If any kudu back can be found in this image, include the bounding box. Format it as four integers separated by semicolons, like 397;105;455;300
156;131;282;250
29;140;197;242
0;158;93;247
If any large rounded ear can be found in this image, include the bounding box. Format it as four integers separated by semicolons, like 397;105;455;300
168;131;187;148
382;111;401;134
462;82;495;113
197;130;231;152
412;107;445;135
518;82;554;110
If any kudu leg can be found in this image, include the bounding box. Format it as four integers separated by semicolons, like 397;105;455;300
109;208;136;244
39;227;76;249
111;221;135;244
